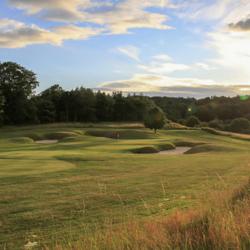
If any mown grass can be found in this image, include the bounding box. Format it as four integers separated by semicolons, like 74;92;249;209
0;123;249;249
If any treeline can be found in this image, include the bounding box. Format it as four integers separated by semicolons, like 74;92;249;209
0;62;155;125
1;61;250;133
153;96;250;133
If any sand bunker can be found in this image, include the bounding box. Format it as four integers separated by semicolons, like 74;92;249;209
158;147;191;155
35;140;58;144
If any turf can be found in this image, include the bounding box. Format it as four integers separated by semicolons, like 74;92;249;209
0;124;249;249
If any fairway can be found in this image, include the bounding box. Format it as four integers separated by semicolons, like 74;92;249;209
0;124;250;249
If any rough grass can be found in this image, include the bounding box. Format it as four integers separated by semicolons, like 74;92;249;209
173;140;206;147
85;129;155;139
185;144;237;154
0;123;250;249
157;142;176;151
52;179;250;250
202;127;250;141
7;137;34;143
43;131;79;140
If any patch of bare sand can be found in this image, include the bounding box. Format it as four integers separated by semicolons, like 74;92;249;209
158;147;191;155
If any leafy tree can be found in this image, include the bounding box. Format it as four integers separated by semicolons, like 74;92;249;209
0;62;38;124
196;105;215;122
69;88;96;122
0;91;4;126
36;99;56;123
144;107;166;133
95;91;114;121
228;118;250;133
40;84;64;121
208;119;224;130
186;116;200;127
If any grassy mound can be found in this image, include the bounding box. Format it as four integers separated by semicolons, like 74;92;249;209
60;136;85;143
164;121;188;130
24;133;43;141
131;146;159;154
86;130;154;139
157;142;176;151
185;144;235;154
173;140;206;147
202;127;250;141
8;137;34;144
43;131;79;140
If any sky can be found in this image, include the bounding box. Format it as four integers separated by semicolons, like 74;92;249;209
1;0;250;98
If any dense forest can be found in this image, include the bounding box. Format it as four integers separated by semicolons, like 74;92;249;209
1;61;250;133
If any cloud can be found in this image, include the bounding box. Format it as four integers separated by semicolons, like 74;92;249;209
3;0;176;48
0;18;102;48
8;0;174;33
138;54;190;74
195;63;215;71
229;18;250;32
98;73;250;98
117;45;140;61
208;30;250;72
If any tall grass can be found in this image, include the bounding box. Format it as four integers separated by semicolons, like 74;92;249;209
49;179;250;250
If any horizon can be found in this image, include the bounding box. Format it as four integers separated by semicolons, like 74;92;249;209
1;0;250;98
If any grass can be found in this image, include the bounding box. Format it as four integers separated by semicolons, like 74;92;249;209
51;179;250;250
0;123;250;249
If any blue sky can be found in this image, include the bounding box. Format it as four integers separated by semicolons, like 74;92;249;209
1;0;250;97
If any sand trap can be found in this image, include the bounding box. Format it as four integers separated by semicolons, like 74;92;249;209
158;147;191;155
35;140;58;144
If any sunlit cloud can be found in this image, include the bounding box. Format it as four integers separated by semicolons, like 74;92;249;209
98;73;250;98
138;54;190;74
0;18;102;48
7;0;174;33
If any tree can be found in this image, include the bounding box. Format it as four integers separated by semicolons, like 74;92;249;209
36;98;56;123
40;84;64;122
95;91;114;121
228;118;250;133
144;107;166;133
0;91;4;126
186;116;200;127
0;62;38;124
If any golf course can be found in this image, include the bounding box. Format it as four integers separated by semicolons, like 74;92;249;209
0;123;250;249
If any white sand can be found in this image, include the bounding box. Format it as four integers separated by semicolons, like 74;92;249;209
158;147;191;155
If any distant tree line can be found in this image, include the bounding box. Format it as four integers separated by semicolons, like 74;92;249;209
1;61;250;133
0;62;156;125
153;96;250;133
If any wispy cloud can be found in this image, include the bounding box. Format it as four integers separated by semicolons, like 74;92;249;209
98;73;250;98
4;0;175;48
117;45;140;62
138;54;190;74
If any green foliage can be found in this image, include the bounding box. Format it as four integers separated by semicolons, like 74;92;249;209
228;118;250;133
0;62;38;124
144;107;166;133
186;116;200;127
208;119;224;130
